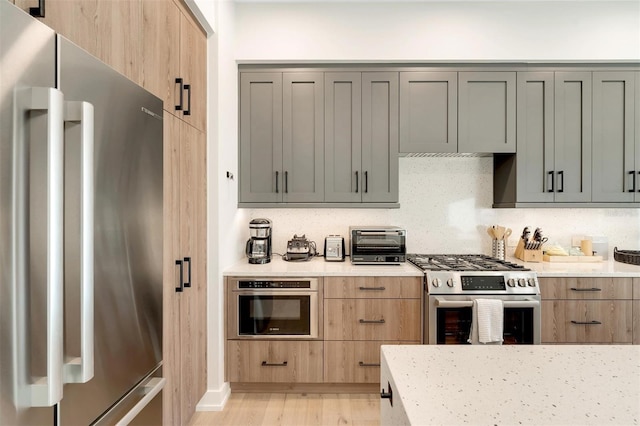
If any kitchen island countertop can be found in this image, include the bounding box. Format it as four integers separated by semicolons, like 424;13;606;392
380;345;640;426
509;256;640;277
224;256;423;277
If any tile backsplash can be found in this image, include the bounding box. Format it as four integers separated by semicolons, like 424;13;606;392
245;157;640;258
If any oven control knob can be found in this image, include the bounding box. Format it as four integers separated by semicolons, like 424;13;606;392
446;278;454;288
517;278;526;287
507;278;516;287
527;278;537;287
432;278;442;288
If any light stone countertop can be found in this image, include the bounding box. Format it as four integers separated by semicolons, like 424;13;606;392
223;256;423;277
380;345;640;426
508;257;640;277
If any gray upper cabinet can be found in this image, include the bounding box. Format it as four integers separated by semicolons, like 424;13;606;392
515;72;555;203
325;72;399;204
592;71;637;202
362;72;399;203
458;72;516;153
239;72;324;204
553;72;592;202
282;73;325;202
399;72;457;153
239;72;283;203
324;72;362;203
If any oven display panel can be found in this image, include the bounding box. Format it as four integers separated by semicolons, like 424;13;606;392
461;276;506;291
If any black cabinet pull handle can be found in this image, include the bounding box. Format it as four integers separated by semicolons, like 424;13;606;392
637;171;640;193
184;84;191;116
284;171;288;193
175;78;184;111
558;171;564;193
358;286;386;291
355;171;359;193
571;320;602;325
364;171;368;193
629;171;636;193
359;319;385;324
275;171;279;193
29;0;45;17
548;171;554;192
261;361;288;367
175;260;184;293
381;382;393;406
183;257;191;288
359;361;381;367
570;287;602;292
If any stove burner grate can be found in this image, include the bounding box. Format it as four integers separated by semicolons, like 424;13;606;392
407;254;530;272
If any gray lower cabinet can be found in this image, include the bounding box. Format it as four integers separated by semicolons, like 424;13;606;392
399;72;457;154
240;72;324;204
458;72;516;153
325;72;399;204
592;71;638;202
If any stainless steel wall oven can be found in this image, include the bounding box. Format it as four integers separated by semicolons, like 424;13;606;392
229;277;319;339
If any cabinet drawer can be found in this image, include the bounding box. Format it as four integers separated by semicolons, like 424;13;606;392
324;341;417;383
540;277;633;300
324;299;421;341
542;300;632;343
324;276;421;299
226;341;323;383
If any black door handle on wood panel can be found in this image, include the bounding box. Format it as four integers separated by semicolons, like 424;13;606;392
175;260;184;293
184;84;191;116
29;0;45;17
183;257;191;288
175;78;184;111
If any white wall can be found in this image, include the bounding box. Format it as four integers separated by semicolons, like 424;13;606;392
202;0;640;411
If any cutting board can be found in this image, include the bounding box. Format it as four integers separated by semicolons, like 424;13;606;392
543;254;603;263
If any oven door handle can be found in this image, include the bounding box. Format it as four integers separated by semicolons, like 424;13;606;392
434;297;540;309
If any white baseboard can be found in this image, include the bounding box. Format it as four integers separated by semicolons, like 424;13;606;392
196;382;231;411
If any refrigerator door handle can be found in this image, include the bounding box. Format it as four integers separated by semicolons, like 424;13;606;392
16;87;65;407
114;377;166;426
62;101;95;384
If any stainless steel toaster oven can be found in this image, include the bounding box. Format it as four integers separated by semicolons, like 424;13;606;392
349;226;406;264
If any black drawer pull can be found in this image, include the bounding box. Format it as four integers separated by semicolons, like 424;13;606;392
570;287;602;292
358;286;386;291
381;382;393;407
359;361;381;367
359;319;385;324
570;320;602;325
261;361;288;367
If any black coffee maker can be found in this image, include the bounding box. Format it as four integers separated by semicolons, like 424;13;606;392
245;218;272;264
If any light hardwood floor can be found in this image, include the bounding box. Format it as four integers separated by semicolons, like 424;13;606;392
188;393;380;426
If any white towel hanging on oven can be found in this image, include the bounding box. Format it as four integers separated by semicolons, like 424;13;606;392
468;299;504;344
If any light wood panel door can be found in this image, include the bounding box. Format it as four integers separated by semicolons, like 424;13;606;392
226;341;323;383
324;341;417;384
324;299;421;341
163;114;207;425
541;300;633;344
141;0;180;108
16;0;142;85
324;276;421;299
178;8;207;131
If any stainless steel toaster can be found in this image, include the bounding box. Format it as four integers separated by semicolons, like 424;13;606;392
324;235;345;262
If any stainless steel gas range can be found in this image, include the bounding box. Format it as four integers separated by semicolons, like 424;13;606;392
407;254;541;345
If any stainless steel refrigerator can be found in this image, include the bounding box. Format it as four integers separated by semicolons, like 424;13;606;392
1;2;164;424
